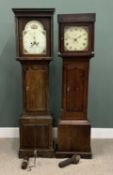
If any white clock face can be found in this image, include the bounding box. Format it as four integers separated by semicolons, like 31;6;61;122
64;26;89;51
23;20;47;54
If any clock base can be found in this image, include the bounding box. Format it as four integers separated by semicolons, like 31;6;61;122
56;120;92;159
19;115;54;158
19;148;54;158
55;150;92;159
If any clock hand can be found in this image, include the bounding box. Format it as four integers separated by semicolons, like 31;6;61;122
30;41;39;47
73;38;78;43
35;42;39;46
73;35;81;42
71;35;81;42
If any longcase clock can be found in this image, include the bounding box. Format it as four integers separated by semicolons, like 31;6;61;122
12;8;55;158
56;13;96;158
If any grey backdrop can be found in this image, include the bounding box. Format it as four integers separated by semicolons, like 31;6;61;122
0;0;113;127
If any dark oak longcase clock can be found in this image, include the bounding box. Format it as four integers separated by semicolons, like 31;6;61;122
12;8;55;158
56;13;96;158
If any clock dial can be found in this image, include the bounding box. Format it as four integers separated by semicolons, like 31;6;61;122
64;26;89;51
23;20;47;54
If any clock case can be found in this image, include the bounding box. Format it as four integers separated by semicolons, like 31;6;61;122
56;13;96;158
12;8;55;158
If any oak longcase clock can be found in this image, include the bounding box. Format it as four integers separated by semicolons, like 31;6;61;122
56;13;96;158
12;8;55;158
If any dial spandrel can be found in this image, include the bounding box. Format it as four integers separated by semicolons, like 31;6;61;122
23;20;47;55
64;26;89;51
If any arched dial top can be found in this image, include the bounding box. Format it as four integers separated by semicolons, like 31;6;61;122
23;20;47;54
64;26;89;51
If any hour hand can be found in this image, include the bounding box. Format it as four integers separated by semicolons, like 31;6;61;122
33;41;39;46
73;38;78;43
35;42;39;46
30;41;39;47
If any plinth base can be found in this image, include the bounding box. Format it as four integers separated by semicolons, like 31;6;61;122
55;150;92;159
19;115;54;158
19;148;54;158
56;120;92;159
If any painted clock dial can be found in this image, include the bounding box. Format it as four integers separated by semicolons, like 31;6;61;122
23;20;47;54
64;26;89;51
